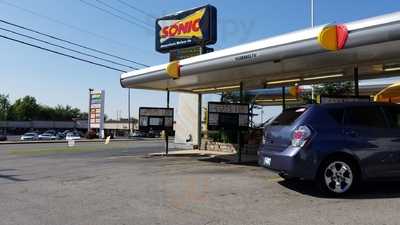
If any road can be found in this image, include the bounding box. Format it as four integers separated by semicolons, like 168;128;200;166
0;139;171;158
1;141;400;225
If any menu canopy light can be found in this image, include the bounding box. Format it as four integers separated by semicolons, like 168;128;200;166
256;98;298;102
303;73;344;81
383;63;400;72
266;73;344;85
266;78;301;85
193;85;240;93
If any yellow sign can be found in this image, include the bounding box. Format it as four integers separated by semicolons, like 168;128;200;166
318;24;348;51
166;61;180;79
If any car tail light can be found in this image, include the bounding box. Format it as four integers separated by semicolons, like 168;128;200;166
291;125;311;147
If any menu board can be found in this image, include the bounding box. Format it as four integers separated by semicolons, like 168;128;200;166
139;107;174;132
207;102;249;130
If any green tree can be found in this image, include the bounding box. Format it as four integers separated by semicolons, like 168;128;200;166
8;96;40;121
302;81;354;104
0;94;11;120
314;81;354;96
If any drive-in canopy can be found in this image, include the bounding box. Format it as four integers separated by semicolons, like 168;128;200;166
121;12;400;93
374;82;400;103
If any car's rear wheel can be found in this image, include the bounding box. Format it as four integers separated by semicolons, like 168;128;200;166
317;157;358;196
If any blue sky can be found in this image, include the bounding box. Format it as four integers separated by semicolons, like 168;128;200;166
1;0;400;120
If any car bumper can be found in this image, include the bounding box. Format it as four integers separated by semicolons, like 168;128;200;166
258;145;315;180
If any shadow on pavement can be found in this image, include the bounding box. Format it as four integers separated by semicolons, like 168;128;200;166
198;155;259;167
0;173;27;182
278;179;400;199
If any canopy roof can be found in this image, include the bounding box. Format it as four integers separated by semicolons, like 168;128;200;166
121;12;400;93
374;82;400;103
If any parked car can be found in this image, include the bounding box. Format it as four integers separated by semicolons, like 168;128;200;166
38;132;57;140
44;130;56;135
56;132;65;140
20;132;39;141
0;134;7;141
66;132;81;141
258;102;400;196
131;131;146;137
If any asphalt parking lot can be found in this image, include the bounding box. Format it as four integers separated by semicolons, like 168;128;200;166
1;141;400;225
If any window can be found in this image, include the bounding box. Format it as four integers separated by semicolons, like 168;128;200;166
271;107;307;126
149;117;163;126
383;106;400;128
344;106;387;128
327;108;344;124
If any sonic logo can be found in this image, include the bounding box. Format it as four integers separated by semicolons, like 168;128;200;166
158;8;206;43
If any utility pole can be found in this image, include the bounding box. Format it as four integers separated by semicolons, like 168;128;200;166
310;0;316;101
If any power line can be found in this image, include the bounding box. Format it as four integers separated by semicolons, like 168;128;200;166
0;34;127;73
94;0;152;27
0;0;147;53
0;19;149;67
79;0;152;32
0;26;138;70
116;0;156;19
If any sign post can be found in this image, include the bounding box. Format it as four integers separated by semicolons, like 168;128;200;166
138;107;174;150
89;90;105;139
166;90;170;156
207;102;249;162
155;5;217;53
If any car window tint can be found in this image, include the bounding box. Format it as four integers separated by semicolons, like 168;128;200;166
344;106;387;128
327;108;344;124
271;107;307;126
383;106;400;128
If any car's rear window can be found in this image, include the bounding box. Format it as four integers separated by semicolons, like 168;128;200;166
270;107;307;126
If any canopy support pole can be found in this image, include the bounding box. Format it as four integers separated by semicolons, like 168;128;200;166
238;82;243;163
282;86;286;111
354;66;359;97
197;93;202;149
165;90;170;156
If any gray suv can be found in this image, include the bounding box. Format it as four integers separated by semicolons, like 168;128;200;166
258;102;400;195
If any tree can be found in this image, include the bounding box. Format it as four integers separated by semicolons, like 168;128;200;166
0;94;10;120
314;81;354;96
8;96;40;121
301;81;354;104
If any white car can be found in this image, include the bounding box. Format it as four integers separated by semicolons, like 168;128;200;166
66;132;80;141
38;133;57;140
20;132;39;141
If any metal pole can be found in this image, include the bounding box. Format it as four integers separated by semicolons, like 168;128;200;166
311;0;314;28
310;0;315;101
197;93;202;150
238;82;243;163
354;66;359;97
165;90;170;156
128;88;131;137
282;86;286;111
88;88;93;132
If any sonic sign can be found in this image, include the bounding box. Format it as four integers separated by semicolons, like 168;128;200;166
156;5;217;53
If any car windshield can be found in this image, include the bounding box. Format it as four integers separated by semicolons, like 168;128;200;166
24;133;35;136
